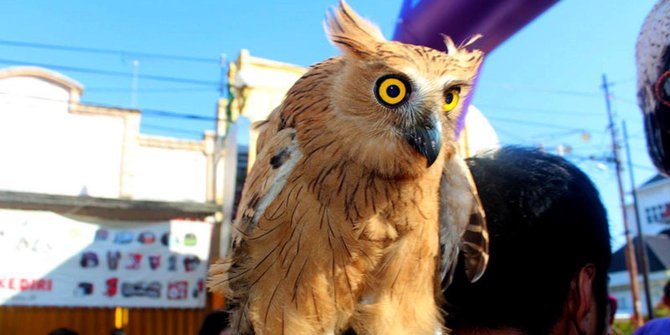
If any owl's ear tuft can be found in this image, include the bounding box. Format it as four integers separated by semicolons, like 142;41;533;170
443;34;483;54
325;0;385;59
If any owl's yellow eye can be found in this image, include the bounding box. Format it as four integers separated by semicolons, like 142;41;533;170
375;75;410;108
443;88;460;113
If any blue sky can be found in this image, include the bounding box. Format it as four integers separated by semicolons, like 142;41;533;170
0;0;662;249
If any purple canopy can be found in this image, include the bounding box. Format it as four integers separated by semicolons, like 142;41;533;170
393;0;559;53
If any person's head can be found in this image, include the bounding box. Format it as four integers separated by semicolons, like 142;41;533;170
444;146;612;335
198;310;231;335
662;279;670;309
48;328;79;335
636;0;670;176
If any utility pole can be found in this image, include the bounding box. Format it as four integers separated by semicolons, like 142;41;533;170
601;74;643;326
623;121;654;320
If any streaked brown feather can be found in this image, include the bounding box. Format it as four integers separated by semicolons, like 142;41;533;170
438;152;489;288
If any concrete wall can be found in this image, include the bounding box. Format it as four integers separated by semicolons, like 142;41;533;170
0;67;215;204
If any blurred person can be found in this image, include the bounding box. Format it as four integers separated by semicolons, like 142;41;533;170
637;0;670;176
443;147;612;335
633;279;670;335
607;295;619;335
198;309;232;335
48;328;79;335
659;279;670;310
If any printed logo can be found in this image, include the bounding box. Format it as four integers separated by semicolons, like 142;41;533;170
168;255;177;272
80;252;99;268
160;232;170;247
95;229;109;242
184;233;197;246
192;278;205;299
126;253;143;270
113;231;134;244
74;282;94;296
183;255;201;272
107;250;121;270
121;281;161;298
105;277;119;297
137;231;156;244
148;255;161;270
167;281;188;300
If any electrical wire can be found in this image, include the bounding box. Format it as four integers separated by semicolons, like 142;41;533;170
142;108;220;122
0;57;220;87
475;103;603;117
486;115;600;132
142;123;209;136
0;90;221;122
87;87;217;93
0;38;219;64
478;83;601;98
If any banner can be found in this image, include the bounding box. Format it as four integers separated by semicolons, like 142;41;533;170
0;209;212;308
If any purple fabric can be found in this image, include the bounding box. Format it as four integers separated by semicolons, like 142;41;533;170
393;0;558;135
393;0;559;53
633;317;670;335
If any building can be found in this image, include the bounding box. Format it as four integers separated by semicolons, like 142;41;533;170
0;66;224;335
626;174;670;235
609;174;670;317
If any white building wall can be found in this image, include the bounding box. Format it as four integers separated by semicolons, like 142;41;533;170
633;179;670;235
0;75;124;198
0;67;214;204
131;145;208;203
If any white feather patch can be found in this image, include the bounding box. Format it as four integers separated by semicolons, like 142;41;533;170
251;139;303;226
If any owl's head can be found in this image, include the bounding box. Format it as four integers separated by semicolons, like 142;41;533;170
321;0;483;177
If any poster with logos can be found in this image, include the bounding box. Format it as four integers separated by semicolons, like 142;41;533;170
0;209;212;308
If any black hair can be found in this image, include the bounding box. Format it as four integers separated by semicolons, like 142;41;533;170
48;328;79;335
664;279;670;299
444;147;611;335
198;309;230;335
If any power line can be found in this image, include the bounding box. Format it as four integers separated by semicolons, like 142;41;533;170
87;87;217;93
0;38;219;64
478;83;601;98
609;95;638;106
143;108;220;122
476;103;604;117
142;123;209;136
0;90;221;122
0;57;219;87
486;115;600;132
0;90;214;136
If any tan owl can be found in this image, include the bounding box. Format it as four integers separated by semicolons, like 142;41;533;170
209;1;488;334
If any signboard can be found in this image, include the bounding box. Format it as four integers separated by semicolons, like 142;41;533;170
0;209;212;308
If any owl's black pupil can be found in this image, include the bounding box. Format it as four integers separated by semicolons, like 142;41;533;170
386;85;400;98
445;93;454;104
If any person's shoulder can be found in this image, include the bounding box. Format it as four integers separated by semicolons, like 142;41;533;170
633;317;670;335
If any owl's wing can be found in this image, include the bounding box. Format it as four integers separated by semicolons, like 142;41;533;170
438;153;489;287
254;106;281;156
208;111;301;292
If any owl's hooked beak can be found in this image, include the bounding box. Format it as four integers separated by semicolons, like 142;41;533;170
404;119;442;167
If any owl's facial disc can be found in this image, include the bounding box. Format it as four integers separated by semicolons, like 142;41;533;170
373;74;443;167
403;117;442;167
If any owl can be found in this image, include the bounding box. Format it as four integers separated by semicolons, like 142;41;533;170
209;1;488;334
